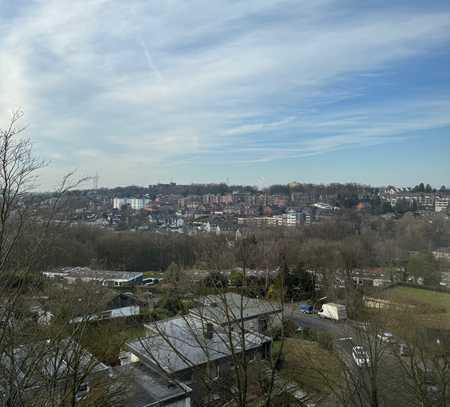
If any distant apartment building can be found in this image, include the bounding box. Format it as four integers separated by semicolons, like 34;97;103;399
232;191;255;205
381;189;443;211
238;210;306;227
303;210;312;225
435;196;450;213
113;197;150;210
220;193;233;205
238;216;271;227
285;209;298;225
417;194;435;210
270;194;288;207
202;193;220;205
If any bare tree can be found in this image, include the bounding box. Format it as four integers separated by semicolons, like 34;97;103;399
393;311;450;407
0;111;122;406
128;236;292;406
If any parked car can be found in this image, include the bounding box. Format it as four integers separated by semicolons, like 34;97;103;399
352;346;371;367
299;304;313;314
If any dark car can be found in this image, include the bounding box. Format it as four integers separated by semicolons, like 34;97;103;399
299;304;313;314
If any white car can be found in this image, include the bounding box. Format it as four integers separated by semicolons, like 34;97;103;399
352;346;370;367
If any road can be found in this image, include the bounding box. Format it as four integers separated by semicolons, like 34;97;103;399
287;304;351;338
286;304;419;407
335;338;418;407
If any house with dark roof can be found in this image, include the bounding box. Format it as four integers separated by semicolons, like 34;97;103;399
113;363;191;407
0;339;110;405
127;315;272;404
70;291;142;323
189;292;283;334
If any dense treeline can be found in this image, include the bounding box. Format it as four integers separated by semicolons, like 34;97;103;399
29;210;450;277
64;183;257;199
72;181;449;198
37;181;448;203
266;182;379;196
35;226;199;271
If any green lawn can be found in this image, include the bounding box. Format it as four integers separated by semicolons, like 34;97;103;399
277;338;341;396
380;286;450;329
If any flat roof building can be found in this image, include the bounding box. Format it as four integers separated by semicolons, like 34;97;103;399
113;363;191;407
43;267;144;287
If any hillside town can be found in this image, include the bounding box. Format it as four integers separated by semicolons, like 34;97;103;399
36;182;450;234
2;173;450;406
2;0;450;406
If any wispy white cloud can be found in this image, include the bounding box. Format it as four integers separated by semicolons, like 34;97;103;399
0;0;450;187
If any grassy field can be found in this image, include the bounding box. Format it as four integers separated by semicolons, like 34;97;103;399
276;337;341;396
380;286;450;329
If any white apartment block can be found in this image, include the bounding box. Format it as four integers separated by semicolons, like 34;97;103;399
238;211;303;227
113;197;150;210
435;196;450;213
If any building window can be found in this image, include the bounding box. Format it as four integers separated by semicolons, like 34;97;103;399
258;317;268;333
75;383;90;401
208;363;220;381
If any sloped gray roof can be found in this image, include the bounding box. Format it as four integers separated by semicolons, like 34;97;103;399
190;293;282;325
127;316;270;374
0;339;109;391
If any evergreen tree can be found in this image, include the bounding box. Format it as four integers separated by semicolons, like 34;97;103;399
296;261;315;298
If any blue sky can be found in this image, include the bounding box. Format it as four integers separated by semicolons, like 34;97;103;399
1;0;450;189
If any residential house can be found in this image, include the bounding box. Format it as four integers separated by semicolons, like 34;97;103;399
127;315;272;404
70;291;142;323
189;293;282;335
0;339;110;405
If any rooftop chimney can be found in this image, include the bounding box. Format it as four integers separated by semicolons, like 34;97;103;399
205;322;214;340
